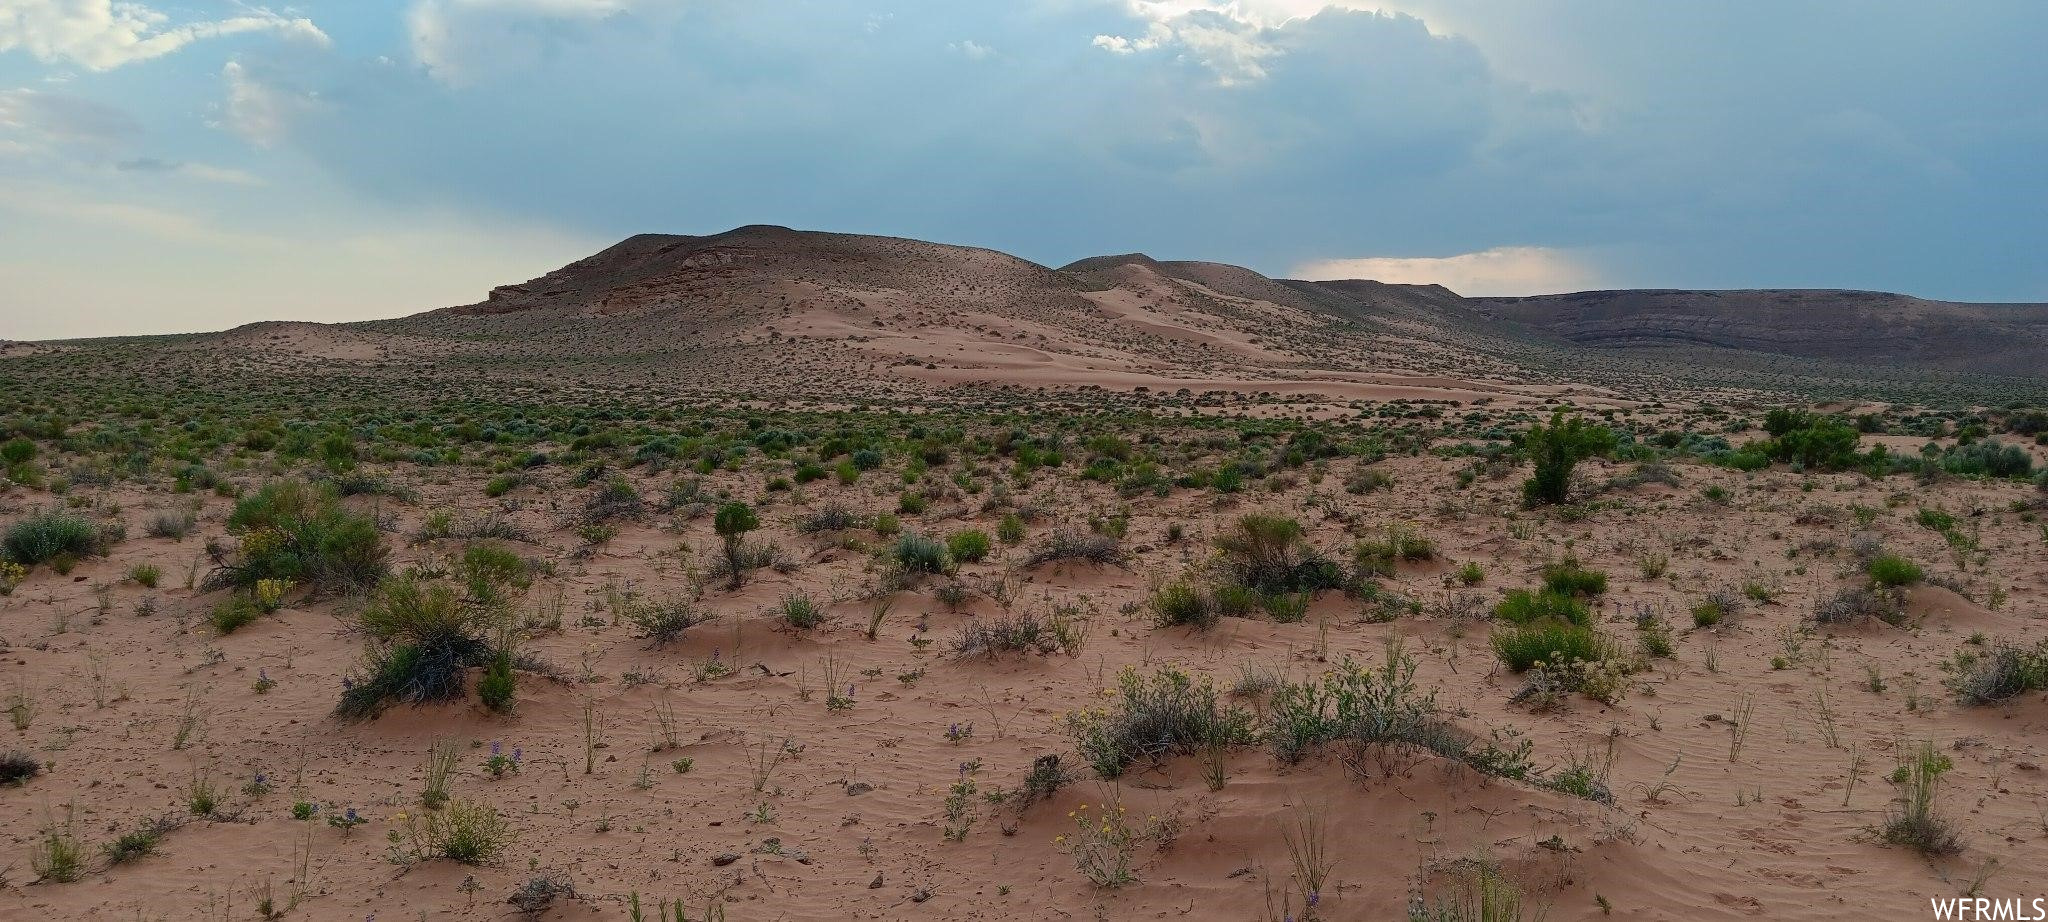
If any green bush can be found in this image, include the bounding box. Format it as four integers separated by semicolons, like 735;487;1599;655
210;595;262;634
1353;525;1433;577
425;801;514;865
218;481;387;594
996;513;1025;544
1866;553;1924;588
0;438;35;465
713;502;762;589
1947;640;2048;706
1520;411;1616;506
893;533;952;576
1215;513;1344;595
336;578;497;720
778;591;826;630
1150;580;1218;630
477;652;516;712
1265;642;1527;778
458;544;529;603
947;529;992;563
1493;589;1590;626
3;512;107;566
1063;666;1254;778
127;563;162;588
625;596;708;647
1540;558;1608;597
1491;621;1610;672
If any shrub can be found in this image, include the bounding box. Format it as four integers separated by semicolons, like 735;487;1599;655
1539;558;1607;597
484;474;520;498
1766;417;1863;470
996;513;1025;544
0;437;34;465
30;813;85;883
1353;525;1433;577
709;499;761;576
1064;666;1254;778
1947;640;2048;705
1267;643;1535;780
1812;586;1906;626
626;596;709;647
892;532;952;576
583;477;644;523
1215;513;1343;594
1491;621;1611;672
777;591;826;630
477;651;516;712
1345;467;1394;494
955;611;1059;657
458;544;529;603
425;801;514;865
146;510;196;540
1024;529;1124;568
947;529;992;563
210;595;263;634
128;563;162;588
1150;580;1218;630
1493;589;1589;626
1689;589;1744;627
1882;742;1963;856
1866;553;1924;588
1521;411;1616;506
796;502;866;534
0;750;40;785
336;578;498;720
3;511;107;566
1940;439;2033;479
104;818;173;864
216;481;387;594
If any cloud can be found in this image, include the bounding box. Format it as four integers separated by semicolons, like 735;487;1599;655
216;60;318;147
0;1;328;71
1293;246;1608;296
949;39;994;60
0;176;275;248
115;157;264;185
406;0;673;85
0;86;137;149
1092;10;1277;84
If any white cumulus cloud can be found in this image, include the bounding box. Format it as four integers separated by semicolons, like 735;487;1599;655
215;60;318;147
0;0;327;71
407;0;668;85
1292;246;1608;296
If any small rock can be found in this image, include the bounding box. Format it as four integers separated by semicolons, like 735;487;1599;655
911;888;933;903
2017;761;2040;771
845;782;874;796
868;874;885;889
711;852;741;867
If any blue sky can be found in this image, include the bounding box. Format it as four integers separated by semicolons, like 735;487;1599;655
2;1;2044;339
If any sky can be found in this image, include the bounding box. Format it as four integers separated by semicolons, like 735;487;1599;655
1;1;2044;340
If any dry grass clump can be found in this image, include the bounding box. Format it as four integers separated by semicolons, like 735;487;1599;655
1025;528;1124;568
